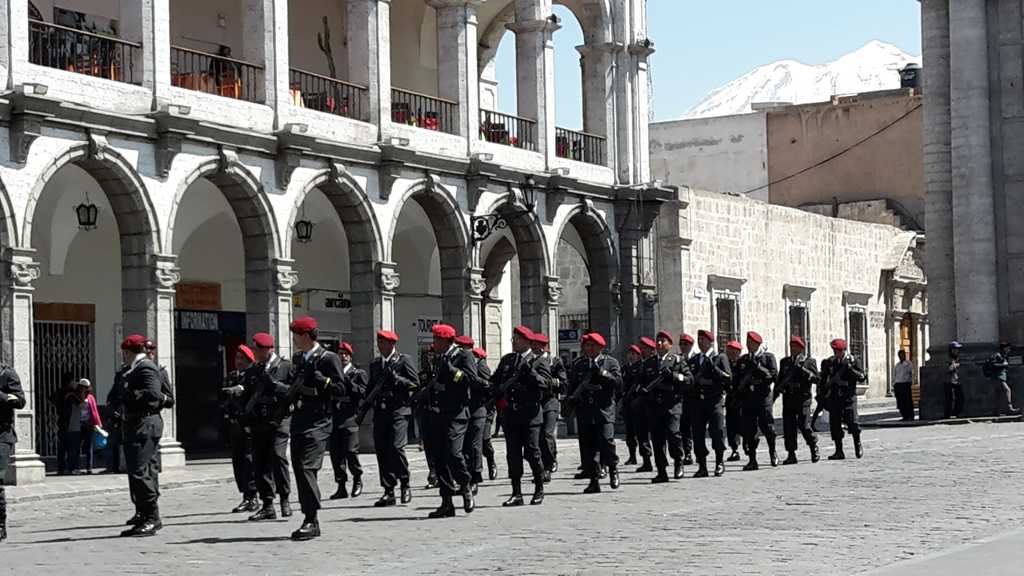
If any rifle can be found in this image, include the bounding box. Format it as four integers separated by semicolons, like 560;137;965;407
356;364;394;425
275;346;327;420
568;361;602;404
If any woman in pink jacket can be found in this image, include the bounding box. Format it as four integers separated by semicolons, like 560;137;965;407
74;379;103;474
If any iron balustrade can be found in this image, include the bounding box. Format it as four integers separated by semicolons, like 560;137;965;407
555;127;607;166
480;109;537;151
288;68;368;122
391;87;458;135
28;19;140;84
171;46;263;102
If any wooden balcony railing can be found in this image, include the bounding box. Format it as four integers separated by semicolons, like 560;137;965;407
480;109;537;152
288;68;368;122
391;87;458;135
28;19;140;84
170;46;263;102
555;127;607;166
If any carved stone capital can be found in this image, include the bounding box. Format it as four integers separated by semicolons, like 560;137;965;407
610;280;622;311
545;276;562;305
9;260;40;289
153;256;181;290
641;288;659;309
275;270;299;291
377;263;401;293
467;270;487;298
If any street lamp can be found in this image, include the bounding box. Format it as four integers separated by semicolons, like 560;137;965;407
295;204;314;243
471;176;537;246
75;192;99;230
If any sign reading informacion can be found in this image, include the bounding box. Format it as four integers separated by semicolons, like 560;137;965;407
175;310;220;331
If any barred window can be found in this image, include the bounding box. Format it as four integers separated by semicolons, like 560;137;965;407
789;304;809;350
715;298;739;352
848;309;867;362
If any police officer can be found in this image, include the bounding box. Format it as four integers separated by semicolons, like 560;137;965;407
736;332;779;470
0;361;25;541
454;335;489;493
245;332;293;521
820;338;865;460
568;332;622;494
677;333;696;465
493;326;550;506
328;342;367;500
644;330;691;482
119;334;164;537
286;316;344;540
532;333;563;481
944;341;963;419
362;331;418;506
222;345;259;512
687;330;732;478
621;344;644;466
774;336;819;465
424;324;478;518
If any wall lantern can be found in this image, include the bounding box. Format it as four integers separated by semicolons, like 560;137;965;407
75;192;99;230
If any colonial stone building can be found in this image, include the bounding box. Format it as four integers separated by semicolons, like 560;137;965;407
0;0;664;483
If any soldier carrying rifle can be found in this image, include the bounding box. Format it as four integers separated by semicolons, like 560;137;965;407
566;332;622;495
773;336;820;465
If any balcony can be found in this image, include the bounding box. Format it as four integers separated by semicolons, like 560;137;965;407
556;127;607;166
391;88;458;135
28;19;141;84
170;46;263;103
288;69;368;122
480;109;537;152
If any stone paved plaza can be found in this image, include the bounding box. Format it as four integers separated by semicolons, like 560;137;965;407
5;422;1024;575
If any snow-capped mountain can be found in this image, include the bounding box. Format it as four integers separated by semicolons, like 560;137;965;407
683;41;920;119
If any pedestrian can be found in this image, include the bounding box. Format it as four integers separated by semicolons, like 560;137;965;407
363;330;418;507
455;335;489;494
820;338;866;460
944;341;963;419
328;342;367;500
287;316;344;540
75;379;103;474
893;349;915;421
620;344;645;467
245;332;293;521
532;333;564;481
474;347;498;481
567;332;622;494
105;361;130;474
774;336;819;464
0;361;25;541
687;331;731;478
222;345;258;513
119;334;164;537
643;330;690;482
737;332;779;470
984;342;1019;416
61;380;84;475
677;333;696;465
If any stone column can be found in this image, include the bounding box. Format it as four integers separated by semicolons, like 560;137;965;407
1;248;44;484
151;255;184;467
949;0;998;343
628;41;655;182
543;276;561;356
271;259;298;360
466;268;486;345
0;0;28;91
509;0;558;162
576;42;614;145
377;262;400;333
431;1;480;145
347;0;391;129
483;297;503;362
144;0;173;110
241;0;288;109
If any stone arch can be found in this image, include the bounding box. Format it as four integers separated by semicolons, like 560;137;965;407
556;0;613;45
0;178;18;253
552;201;618;345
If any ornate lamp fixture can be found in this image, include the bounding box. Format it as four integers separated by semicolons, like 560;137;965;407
295;205;314;243
75;192;99;230
471;176;537;246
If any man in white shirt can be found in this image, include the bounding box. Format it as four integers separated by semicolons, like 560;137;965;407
893;349;915;421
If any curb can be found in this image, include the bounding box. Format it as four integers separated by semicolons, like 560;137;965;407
862;414;1024;429
10;475;236;505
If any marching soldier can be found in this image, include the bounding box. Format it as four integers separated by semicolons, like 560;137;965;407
361;330;418;507
724;342;745;464
677;333;696;465
774;336;819;465
119;334;164;537
286;316;344;540
736;332;779;470
493;326;550;506
820;338;866;460
532;333;564;481
417;347;438;489
470;346;497;484
0;359;24;541
630;337;658;473
455;335;489;493
567;332;622;494
328;342;367;500
245;332;293;521
621;344;644;466
687;330;732;478
423;324;477;518
644;331;691;482
221;345;259;513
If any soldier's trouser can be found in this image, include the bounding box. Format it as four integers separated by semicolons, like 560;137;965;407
629;396;653;459
829;399;861;444
252;422;290;502
463;406;487;484
125;415;162;520
742;401;776;455
329;425;362;484
540;397;560;471
504;405;545;486
944;383;963;418
229;421;257;498
373;410;409;490
290;423;330;518
482;408;496;463
0;439;11;524
782;397;817;453
579;407;617;477
679;401;693;456
689;400;726;460
726;399;743;451
427;408;471;498
107;426;123;472
649;402;683;471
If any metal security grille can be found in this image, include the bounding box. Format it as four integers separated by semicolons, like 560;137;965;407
33;321;94;458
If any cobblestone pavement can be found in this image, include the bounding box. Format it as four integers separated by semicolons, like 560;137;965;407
5;422;1024;575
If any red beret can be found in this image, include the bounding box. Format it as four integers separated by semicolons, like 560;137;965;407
656;330;673;344
431;324;456;339
237;344;255;363
377;330;399;342
830;338;848;351
747;331;763;344
253;332;275;348
680;333;695;345
454;335;474;347
513;325;534;340
582;332;607;348
290;316;318;334
338;341;354;355
121;334;147;350
790;336;806;349
531;333;549;345
639;337;657;349
628;344;642;355
726;340;743;351
472;347;488;359
698;330;714;342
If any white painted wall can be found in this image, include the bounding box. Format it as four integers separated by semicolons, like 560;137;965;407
389;0;437;95
287;0;348;79
169;0;243;55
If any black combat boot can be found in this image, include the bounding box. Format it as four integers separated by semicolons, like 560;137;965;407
651;468;669;484
503;480;525;507
573;470;590;480
673;459;684;479
530;482;545;505
727;449;741;462
428;496;457;519
462;486;475;513
769;445;779;467
551;461;558;473
692;458;709;478
625;446;638;466
280;498;293;517
1;510;7;542
125;512;142;526
542;470;552;484
329;483;349;500
609;467;620;490
425;472;438;489
471;482;479;495
683;452;694;466
291;516;321;540
743;456;759;471
599;467;607;479
374;490;397;507
714;453;726;477
583;477;602;494
828;441;846;460
248;501;277;521
635;456;653;473
400;483;413;504
487;456;498;480
810;444;820;463
854;435;863;459
782;451;798;465
351;475;363;498
232;496;259;513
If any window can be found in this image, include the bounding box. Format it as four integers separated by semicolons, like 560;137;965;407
789;304;808;347
715;298;738;351
783;285;815;354
848;309;867;362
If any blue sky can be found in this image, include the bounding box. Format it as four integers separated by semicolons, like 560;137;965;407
494;1;922;127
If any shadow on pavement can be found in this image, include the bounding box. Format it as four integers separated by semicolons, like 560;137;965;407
170;536;292;545
23;533;125;544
